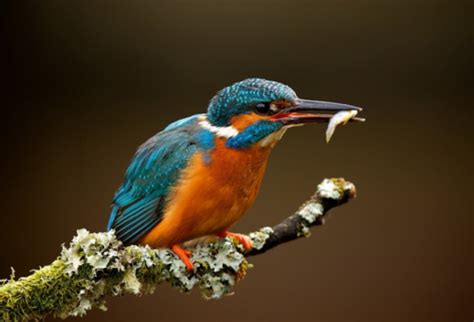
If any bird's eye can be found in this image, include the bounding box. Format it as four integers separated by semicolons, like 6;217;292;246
255;102;271;114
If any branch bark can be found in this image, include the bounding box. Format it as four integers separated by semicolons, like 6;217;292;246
248;177;355;256
0;178;356;321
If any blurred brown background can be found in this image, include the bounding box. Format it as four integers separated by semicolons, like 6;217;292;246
2;0;473;321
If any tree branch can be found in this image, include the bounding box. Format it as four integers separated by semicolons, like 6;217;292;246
0;178;356;321
248;178;355;256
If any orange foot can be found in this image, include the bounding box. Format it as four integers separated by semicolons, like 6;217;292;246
171;244;193;271
217;231;253;251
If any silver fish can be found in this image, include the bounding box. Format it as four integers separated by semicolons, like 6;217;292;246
326;110;359;143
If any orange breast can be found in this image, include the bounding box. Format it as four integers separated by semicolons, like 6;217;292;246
140;138;272;247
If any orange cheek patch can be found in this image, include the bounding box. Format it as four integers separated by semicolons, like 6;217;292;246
230;113;269;131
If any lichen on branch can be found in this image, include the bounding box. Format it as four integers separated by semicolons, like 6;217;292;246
0;178;355;321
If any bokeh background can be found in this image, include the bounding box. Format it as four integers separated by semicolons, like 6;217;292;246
2;1;473;321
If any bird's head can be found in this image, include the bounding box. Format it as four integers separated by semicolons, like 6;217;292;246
204;78;363;149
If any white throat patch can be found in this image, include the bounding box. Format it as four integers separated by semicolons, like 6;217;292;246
198;116;239;138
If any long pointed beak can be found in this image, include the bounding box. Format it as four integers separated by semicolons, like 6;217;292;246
271;98;365;125
287;99;362;113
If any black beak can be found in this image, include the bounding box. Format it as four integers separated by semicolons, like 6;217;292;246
286;99;362;113
272;98;365;125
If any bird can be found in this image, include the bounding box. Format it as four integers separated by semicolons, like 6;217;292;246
106;78;362;270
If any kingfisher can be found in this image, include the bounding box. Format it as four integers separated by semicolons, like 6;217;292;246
107;78;363;270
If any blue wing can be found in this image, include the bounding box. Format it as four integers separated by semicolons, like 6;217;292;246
107;115;202;245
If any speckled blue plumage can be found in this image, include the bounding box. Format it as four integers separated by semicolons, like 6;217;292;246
208;78;297;126
107;78;297;245
226;120;282;149
108;116;200;244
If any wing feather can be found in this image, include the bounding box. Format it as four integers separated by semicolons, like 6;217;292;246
107;118;200;245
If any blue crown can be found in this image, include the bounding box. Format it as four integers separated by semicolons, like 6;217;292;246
207;78;297;126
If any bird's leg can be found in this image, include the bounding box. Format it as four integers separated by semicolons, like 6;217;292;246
171;244;193;271
216;231;253;251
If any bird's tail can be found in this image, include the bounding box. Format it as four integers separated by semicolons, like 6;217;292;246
106;206;119;231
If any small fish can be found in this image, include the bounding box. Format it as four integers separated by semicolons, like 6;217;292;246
326;110;359;143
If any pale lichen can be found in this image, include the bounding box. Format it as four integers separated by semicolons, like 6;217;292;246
297;202;324;224
317;178;354;200
295;178;351;237
0;229;250;320
297;224;311;237
0;178;356;321
248;226;273;250
317;178;342;199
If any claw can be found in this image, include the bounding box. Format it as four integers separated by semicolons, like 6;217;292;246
171;244;193;271
217;231;253;251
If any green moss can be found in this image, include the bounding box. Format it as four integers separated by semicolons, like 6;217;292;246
0;178;355;321
0;229;251;320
